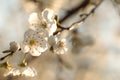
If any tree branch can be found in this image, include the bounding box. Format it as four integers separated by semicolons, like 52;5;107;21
60;0;90;23
54;0;103;35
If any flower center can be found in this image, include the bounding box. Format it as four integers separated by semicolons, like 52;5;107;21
29;40;36;46
58;41;65;47
41;21;47;28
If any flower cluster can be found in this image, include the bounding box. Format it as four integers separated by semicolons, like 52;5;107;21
53;38;68;54
22;28;49;56
0;1;103;77
4;66;37;77
0;8;69;77
22;8;68;56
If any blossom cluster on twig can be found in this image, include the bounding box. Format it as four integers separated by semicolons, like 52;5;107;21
0;0;103;77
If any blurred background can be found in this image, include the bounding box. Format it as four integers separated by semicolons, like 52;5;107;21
0;0;120;80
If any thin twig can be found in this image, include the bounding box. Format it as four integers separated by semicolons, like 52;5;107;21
0;53;12;61
74;0;103;23
54;0;103;35
0;48;21;61
69;0;103;28
60;0;90;23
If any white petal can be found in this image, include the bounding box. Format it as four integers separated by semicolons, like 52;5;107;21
22;45;30;53
4;68;21;76
28;12;39;25
22;67;37;77
50;21;57;35
35;28;49;38
46;22;57;36
42;8;55;23
30;48;41;56
60;38;66;43
24;29;35;39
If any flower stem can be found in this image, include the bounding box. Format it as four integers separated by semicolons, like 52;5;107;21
19;53;28;67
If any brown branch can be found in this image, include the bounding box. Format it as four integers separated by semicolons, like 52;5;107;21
54;0;103;35
75;0;103;23
60;0;90;23
69;0;103;28
0;48;21;61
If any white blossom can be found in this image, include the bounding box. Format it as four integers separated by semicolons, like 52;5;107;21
42;8;55;23
28;8;57;36
22;67;37;77
22;29;49;56
9;41;20;53
7;68;21;76
4;67;37;77
53;39;68;54
41;8;57;36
